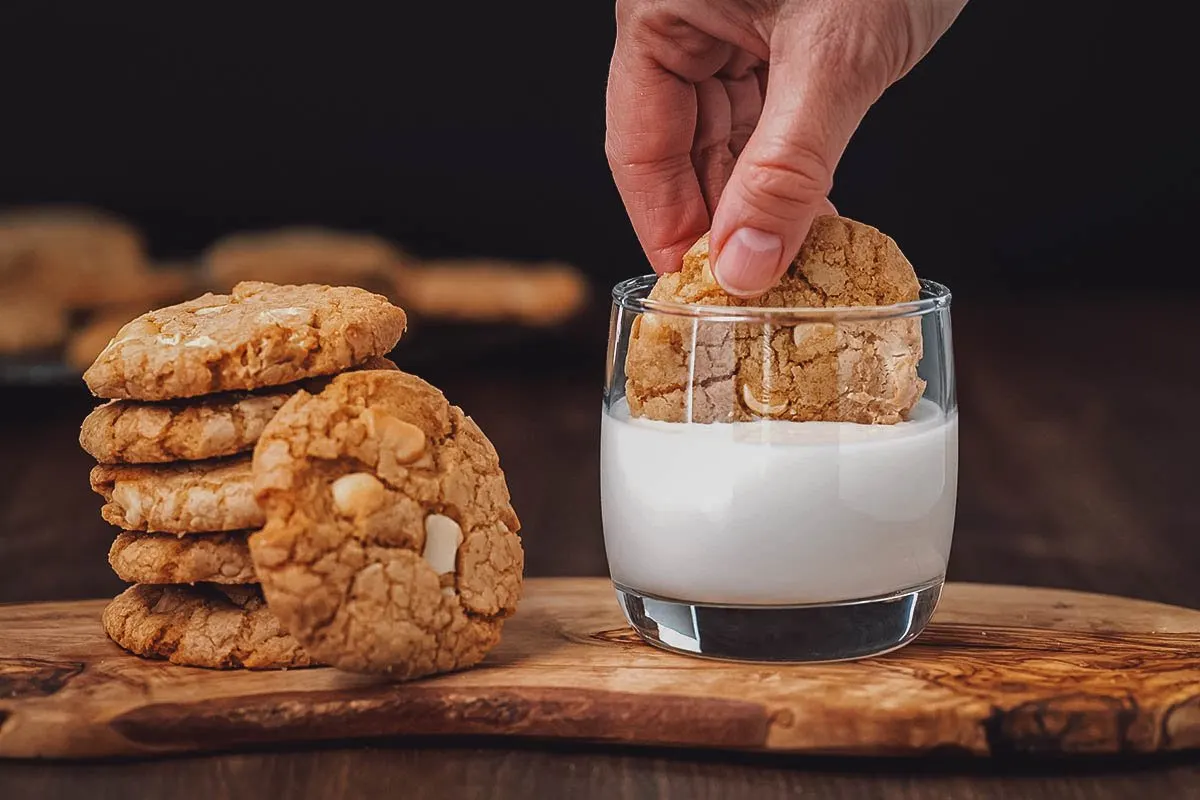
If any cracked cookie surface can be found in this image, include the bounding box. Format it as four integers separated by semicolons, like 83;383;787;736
102;583;314;669
624;215;925;424
109;531;256;585
80;356;398;464
91;456;263;533
83;281;407;401
250;369;523;677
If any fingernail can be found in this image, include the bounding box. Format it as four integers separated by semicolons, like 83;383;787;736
714;228;783;297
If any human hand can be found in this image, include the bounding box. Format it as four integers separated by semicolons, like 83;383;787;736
605;0;966;296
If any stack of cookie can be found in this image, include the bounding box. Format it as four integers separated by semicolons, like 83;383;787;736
79;281;407;670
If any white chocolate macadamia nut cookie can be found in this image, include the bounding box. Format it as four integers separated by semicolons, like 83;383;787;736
624;215;926;424
90;456;263;534
249;369;523;677
80;356;399;464
102;583;314;670
83;281;407;401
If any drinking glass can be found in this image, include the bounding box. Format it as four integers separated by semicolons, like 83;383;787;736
601;277;957;662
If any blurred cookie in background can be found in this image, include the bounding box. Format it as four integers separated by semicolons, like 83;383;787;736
202;227;408;300
0;206;151;309
66;306;145;371
0;293;68;355
402;260;589;327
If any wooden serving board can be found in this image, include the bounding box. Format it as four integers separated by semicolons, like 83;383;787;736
1;578;1198;760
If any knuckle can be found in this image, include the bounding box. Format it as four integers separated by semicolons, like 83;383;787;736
741;147;832;209
800;4;907;97
615;0;652;29
604;135;624;171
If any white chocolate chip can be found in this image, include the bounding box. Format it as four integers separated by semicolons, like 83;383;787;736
741;383;789;417
185;335;217;348
331;472;387;517
155;333;181;346
111;483;145;527
422;514;463;575
194;305;225;316
441;586;458;598
361;409;426;463
257;307;312;325
793;323;835;348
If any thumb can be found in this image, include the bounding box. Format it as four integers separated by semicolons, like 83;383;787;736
710;27;886;297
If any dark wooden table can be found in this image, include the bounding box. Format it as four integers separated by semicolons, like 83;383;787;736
1;294;1197;798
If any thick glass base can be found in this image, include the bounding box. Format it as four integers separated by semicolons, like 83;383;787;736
614;579;943;663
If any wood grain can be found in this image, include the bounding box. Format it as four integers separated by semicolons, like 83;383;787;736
1;578;1197;760
2;297;1199;797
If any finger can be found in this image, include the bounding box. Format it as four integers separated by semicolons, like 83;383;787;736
709;29;885;297
691;78;733;217
605;1;737;275
605;43;709;275
720;49;764;157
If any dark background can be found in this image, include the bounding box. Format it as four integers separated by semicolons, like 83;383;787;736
3;4;1200;796
2;2;1196;296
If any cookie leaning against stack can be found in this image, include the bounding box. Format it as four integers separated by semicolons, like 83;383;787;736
250;369;525;678
79;281;407;670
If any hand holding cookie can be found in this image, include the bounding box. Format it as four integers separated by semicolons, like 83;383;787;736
605;0;966;295
625;216;926;424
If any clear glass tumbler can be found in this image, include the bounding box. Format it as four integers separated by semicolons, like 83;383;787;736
601;276;957;662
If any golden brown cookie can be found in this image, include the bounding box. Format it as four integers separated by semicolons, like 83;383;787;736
204;227;407;298
402;260;588;326
90;456;263;533
109;531;255;585
83;281;408;401
80;356;399;464
0;293;68;354
250;369;523;677
0;206;150;308
624;215;925;425
102;583;314;669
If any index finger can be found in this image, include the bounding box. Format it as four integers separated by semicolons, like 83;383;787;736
605;42;709;274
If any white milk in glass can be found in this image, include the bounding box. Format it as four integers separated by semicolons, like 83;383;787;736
600;398;958;606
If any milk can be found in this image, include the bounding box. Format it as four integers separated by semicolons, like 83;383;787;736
600;398;958;605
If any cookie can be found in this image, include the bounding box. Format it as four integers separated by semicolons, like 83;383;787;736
624;215;926;425
403;260;588;326
83;281;408;401
0;293;68;354
0;206;150;309
250;369;523;677
204;227;407;299
90;456;263;533
102;583;314;669
80;356;399;464
109;530;255;585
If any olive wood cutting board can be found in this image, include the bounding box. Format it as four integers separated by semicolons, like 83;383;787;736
1;578;1198;759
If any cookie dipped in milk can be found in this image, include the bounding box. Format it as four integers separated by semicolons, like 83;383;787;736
601;216;958;663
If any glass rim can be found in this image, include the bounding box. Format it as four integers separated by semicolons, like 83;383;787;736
612;275;951;322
